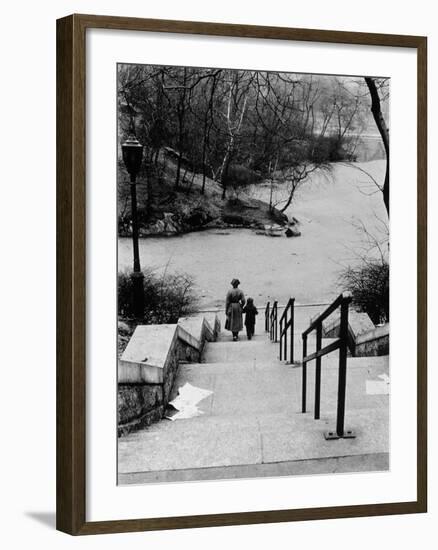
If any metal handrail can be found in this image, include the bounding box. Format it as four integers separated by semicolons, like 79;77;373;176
269;300;278;342
265;301;270;332
301;292;355;440
302;292;349;337
279;297;295;363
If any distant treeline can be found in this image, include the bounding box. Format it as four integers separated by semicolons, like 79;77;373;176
118;65;388;208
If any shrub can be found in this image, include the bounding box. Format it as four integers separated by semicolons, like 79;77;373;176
224;164;263;188
339;259;389;324
312;135;357;163
118;268;198;324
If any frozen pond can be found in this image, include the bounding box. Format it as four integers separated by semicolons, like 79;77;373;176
118;161;387;310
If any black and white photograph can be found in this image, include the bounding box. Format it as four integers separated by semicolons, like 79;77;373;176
0;0;433;544
116;64;390;485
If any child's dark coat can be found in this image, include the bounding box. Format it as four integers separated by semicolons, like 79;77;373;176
243;303;258;327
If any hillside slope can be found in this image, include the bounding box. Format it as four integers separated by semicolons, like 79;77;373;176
118;151;288;237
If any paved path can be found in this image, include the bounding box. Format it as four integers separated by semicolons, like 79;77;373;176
118;311;389;484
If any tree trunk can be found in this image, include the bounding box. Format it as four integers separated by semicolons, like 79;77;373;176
220;150;232;200
175;152;183;190
269;179;274;212
279;189;294;213
175;68;188;190
201;76;218;195
365;77;390;215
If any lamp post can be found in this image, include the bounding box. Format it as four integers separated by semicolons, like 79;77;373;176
122;135;144;319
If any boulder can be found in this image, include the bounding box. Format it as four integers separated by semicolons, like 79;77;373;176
118;320;132;336
262;224;284;237
269;224;284;232
204;218;225;229
222;213;245;225
162;212;180;234
285;226;301;237
183;207;217;228
142;212;181;235
270;208;288;225
254;224;283;237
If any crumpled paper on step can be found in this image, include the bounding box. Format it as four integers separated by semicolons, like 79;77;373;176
167;382;213;420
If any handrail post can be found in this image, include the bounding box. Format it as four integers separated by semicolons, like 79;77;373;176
302;334;307;413
270;308;272;340
283;304;287;360
270;301;277;343
270;306;272;340
265;302;270;332
270;305;274;340
274;304;278;343
271;303;273;340
290;298;295;363
335;297;349;437
279;316;283;360
314;322;322;420
300;292;355;440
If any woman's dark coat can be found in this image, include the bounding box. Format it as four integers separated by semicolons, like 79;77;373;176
225;288;245;332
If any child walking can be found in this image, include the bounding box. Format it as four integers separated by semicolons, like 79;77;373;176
243;297;258;340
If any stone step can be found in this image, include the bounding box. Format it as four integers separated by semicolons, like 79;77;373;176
119;451;389;484
220;335;387;365
203;338;278;363
118;406;388;475
118;352;389;479
213;304;335;332
215;329;265;342
203;336;338;363
187;354;388;373
305;354;389;369
176;356;388;415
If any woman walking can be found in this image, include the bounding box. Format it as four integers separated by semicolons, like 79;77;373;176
225;278;246;341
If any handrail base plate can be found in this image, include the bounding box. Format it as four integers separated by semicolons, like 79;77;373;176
324;429;356;440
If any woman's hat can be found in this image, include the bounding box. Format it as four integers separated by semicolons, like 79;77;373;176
230;278;240;286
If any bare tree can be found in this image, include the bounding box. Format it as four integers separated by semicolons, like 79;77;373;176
218;71;253;200
199;70;221;194
364;77;390;215
118;65;384;226
256;75;332;213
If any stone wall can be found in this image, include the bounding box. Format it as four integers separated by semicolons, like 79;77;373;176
318;309;388;358
118;385;164;435
118;314;219;436
355;324;389;357
322;310;374;339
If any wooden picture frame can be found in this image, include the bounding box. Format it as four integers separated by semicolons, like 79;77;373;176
56;13;427;535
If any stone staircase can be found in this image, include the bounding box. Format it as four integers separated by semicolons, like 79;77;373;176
118;311;389;485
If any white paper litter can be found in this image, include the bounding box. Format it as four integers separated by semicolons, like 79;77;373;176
366;373;390;395
167;382;213;421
